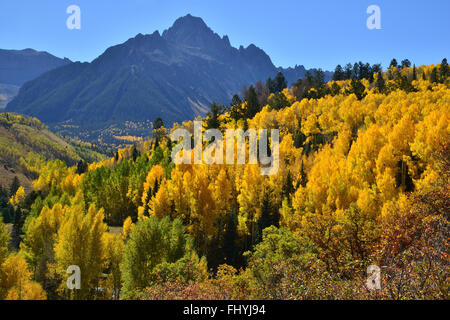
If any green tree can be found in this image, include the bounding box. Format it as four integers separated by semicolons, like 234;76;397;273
9;177;20;198
246;226;317;299
206;103;224;129
430;67;439;83
223;211;239;266
0;218;10;266
333;64;344;81
76;160;88;175
401;59;411;69
153;117;164;130
389;58;398;69
245;85;260;119
273;72;287;93
439;58;448;82
120;217;207;298
268;92;290;110
347;79;367;100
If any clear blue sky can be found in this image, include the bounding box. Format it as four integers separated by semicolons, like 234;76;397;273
0;0;448;70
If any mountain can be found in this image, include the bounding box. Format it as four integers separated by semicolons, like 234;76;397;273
7;14;331;134
0;49;71;109
0;113;106;191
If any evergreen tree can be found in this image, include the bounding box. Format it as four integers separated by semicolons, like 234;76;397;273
401;59;411;69
153;117;164;130
266;77;276;94
344;63;353;79
347;79;367;100
231;94;242;107
76;160;88;175
375;72;386;93
412;65;417;81
313;69;325;88
273;72;288;93
330;82;341;96
257;193;276;244
299;160;307;187
132;145;140;162
223;211;238;266
430;67;439;83
282;171;294;198
332;64;344;81
245;85;260;119
351;63;359;79
206;103;223;129
10;208;23;249
439;58;448;82
390;58;398;69
9;177;20;198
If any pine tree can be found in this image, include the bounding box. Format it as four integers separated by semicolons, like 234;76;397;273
439;58;448;82
282;171;294;198
375;72;386;94
299;160;307;187
206;102;223;129
430;67;438;83
400;59;411;69
132;145;140;162
389;58;398;69
273;72;287;93
9;177;20;198
223;211;238;266
76;160;88;174
245;85;260;119
153;117;164;130
412;65;417;81
257;193;273;244
347;79;367;100
333;64;344;81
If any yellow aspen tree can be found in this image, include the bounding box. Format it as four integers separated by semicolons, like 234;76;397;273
187;167;216;254
54;204;108;299
104;233;123;300
0;254;45;300
20;204;66;281
237;164;266;243
138;165;165;219
150;183;171;219
122;216;134;240
9;186;25;209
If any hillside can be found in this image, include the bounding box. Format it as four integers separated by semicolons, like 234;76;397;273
0;48;71;109
0;113;107;191
6;15;331;139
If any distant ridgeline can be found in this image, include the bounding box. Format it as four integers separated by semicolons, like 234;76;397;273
6;15;331;146
0;48;71;109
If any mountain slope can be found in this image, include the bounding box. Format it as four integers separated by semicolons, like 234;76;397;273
0;113;106;191
0;48;71;109
7;15;331;131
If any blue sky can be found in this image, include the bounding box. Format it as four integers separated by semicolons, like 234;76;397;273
0;0;448;70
